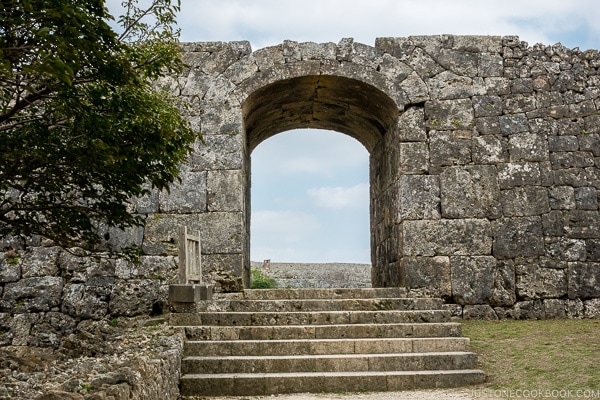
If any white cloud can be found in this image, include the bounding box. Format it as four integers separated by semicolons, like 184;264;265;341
307;183;369;210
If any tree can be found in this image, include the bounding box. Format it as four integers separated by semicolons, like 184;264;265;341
0;0;196;256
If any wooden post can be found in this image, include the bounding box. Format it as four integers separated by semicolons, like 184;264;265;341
178;225;202;284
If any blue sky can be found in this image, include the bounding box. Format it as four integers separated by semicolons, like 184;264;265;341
132;0;600;263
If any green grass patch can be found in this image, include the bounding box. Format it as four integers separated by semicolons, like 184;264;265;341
250;269;277;289
463;319;600;397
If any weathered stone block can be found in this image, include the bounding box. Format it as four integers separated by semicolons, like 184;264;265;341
427;71;482;100
565;210;600;239
398;142;429;174
62;283;110;320
550;151;595;169
497;162;541;188
440;165;500;218
462;305;498;320
425;99;474;130
21;247;61;278
403;219;492;257
501;186;549;216
584;299;600;318
476;116;501;134
396;106;426;142
207;170;244;212
189;134;244;171
0;253;21;283
511;300;545;320
429;130;472;169
543;299;567;319
568;262;600;299
548;135;579;152
586;239;600;261
579;133;600;156
544;237;586;261
115;256;177;281
109;279;162;316
400;256;451;297
472;135;507;164
159;169;207;213
516;264;567;299
1;277;63;313
508;133;549;162
553;168;593;187
548;186;575;209
478;53;503;77
499;113;528;135
397;175;440;221
450;256;496;305
574;187;598;210
542;210;565;236
492;217;544;258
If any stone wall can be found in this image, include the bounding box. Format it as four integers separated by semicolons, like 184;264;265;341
1;35;600;328
250;262;371;288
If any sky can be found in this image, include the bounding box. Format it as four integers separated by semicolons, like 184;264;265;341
122;0;600;264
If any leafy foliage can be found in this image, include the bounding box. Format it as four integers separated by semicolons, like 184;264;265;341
250;269;277;289
0;0;196;253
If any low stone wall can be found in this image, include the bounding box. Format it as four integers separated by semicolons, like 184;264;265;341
0;320;184;400
251;261;371;288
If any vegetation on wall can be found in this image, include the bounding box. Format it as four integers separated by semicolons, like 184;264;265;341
0;0;197;256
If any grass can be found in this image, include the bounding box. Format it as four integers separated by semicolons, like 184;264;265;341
250;269;277;289
462;319;600;397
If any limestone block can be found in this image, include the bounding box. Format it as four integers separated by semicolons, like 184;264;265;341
115;256;177;281
207;170;244;212
568;262;600;299
62;283;110;319
223;53;259;85
400;256;451;297
189;134;243;170
565;210;600;238
584;299;600;318
425;99;474;130
462;305;498;320
575;187;598;209
550;151;595;169
440;165;500;218
548;186;575;209
396;106;426;142
508;133;549;162
0;253;21;283
501;186;550;216
543;299;567;318
406;47;444;79
429;131;472;169
427;71;482;100
21;246;60;278
503;94;537;114
159;169;207;213
548;135;579;152
200;41;251;75
10;312;39;345
451;256;498;305
29;311;77;348
492;216;544;258
542;210;565;236
103;224;145;252
399;71;429;104
109;279;161;316
402;219;492;257
544;237;586;261
516;264;567;299
484;77;511;95
579;133;600;156
475;116;501;134
472;135;508;164
497;162;541;189
553;168;593;187
510;300;544;320
499;113;528;135
397;175;440;221
436;49;479;76
586;239;600;261
398;142;429;175
511;78;533;94
473;95;503;117
1;277;63;313
478;53;503;77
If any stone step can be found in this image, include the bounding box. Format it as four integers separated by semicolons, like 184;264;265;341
182;322;463;341
182;351;479;374
184;337;471;356
179;369;486;397
172;309;451;326
238;287;410;300
193;297;444;312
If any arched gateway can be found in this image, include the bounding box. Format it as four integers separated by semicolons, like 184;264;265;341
142;36;600;317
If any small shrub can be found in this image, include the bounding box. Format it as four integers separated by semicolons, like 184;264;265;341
250;269;276;289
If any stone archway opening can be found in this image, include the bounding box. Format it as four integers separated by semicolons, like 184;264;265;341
242;74;400;287
249;128;371;287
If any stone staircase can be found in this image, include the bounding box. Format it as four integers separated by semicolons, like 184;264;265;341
171;288;485;397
